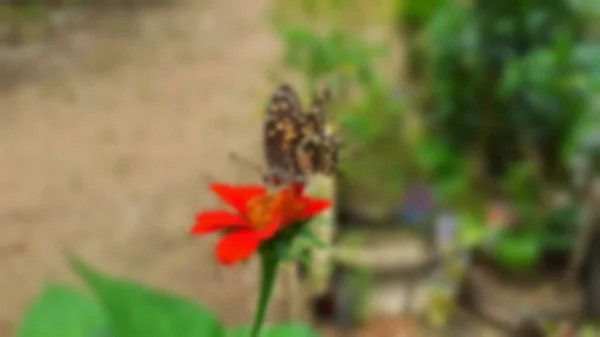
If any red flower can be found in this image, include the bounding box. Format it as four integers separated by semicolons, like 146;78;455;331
191;183;331;265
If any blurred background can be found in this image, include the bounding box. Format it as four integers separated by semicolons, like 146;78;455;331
1;0;600;336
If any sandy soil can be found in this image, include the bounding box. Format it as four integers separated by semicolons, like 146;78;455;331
0;0;287;334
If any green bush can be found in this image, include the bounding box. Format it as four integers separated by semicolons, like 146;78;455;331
420;0;600;271
423;0;598;184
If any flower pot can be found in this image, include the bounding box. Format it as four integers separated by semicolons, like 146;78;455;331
460;250;583;330
309;230;435;327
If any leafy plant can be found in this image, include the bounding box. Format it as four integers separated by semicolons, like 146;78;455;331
414;137;472;208
18;284;108;337
419;0;600;274
18;257;323;337
343;266;372;323
393;0;448;80
423;0;597;184
277;24;388;93
337;79;408;203
490;230;544;272
425;282;458;327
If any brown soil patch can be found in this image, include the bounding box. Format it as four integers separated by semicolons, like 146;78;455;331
0;0;288;334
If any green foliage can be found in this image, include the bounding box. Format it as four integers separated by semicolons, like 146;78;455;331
425;282;458;327
396;0;447;26
501;163;541;218
541;205;580;252
414;137;471;207
273;0;600;277
344;265;373;323
278;24;388;92
490;230;543;271
337;80;408;200
457;212;488;248
71;256;223;337
419;0;600;273
423;0;598;183
18;284;108;337
18;257;322;337
227;324;320;337
422;2;480;151
394;0;448;80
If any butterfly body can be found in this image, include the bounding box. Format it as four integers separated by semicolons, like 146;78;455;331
263;84;340;186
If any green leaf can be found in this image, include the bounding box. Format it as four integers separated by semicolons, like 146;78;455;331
69;256;224;337
299;227;327;248
226;324;320;337
264;324;321;337
17;283;108;337
490;233;542;271
226;326;251;337
458;214;486;247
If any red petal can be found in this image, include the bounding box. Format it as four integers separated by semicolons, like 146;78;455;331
191;211;249;235
211;183;267;214
292;183;306;196
300;198;332;220
256;214;282;240
215;230;260;265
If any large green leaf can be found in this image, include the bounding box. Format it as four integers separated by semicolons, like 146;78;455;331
265;324;321;337
227;323;320;337
457;214;486;248
490;232;542;271
69;257;224;337
226;327;252;337
17;283;108;337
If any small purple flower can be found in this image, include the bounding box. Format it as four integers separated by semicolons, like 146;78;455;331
399;182;435;226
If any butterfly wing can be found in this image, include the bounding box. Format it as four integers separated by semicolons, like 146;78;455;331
296;134;340;177
263;84;307;184
304;88;340;176
303;87;332;138
317;134;340;175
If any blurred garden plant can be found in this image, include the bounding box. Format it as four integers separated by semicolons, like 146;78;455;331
394;0;447;81
420;0;600;275
17;182;332;337
272;1;413;218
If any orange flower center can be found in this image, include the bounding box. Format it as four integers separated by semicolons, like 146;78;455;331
277;189;306;226
245;190;306;229
246;194;279;230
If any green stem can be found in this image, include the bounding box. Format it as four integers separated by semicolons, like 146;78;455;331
250;249;280;337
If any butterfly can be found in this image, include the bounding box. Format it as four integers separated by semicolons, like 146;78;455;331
261;83;341;186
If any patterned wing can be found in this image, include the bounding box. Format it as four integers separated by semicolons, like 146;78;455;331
265;84;303;120
302;87;332;138
296;87;340;177
263;84;307;184
295;133;341;177
317;134;341;175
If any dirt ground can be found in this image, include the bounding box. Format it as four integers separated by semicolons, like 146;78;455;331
0;0;289;334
